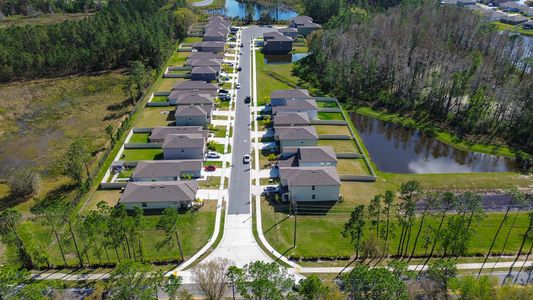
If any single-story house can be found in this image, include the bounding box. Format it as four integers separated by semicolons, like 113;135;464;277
192;41;225;53
207;16;230;29
149;126;207;143
204;29;227;41
172;81;218;96
499;1;526;12
271;99;318;120
174;105;211;127
279;166;341;202
187;52;224;61
520;7;533;17
278;146;337;167
524;20;533;29
270;89;313;106
263;31;293;54
457;0;476;6
162;134;205;160
500;14;529;25
274;126;318;152
279;27;298;40
185;58;223;68
168;91;214;107
289;16;314;28
131;160;203;182
119;181;198;210
273;112;310;127
289;16;321;36
191;66;219;82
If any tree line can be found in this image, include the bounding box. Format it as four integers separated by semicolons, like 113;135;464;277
0;0;192;82
0;0;107;16
296;2;533;157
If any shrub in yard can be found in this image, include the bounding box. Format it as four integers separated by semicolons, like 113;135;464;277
267;153;277;162
207;141;217;151
7;168;40;198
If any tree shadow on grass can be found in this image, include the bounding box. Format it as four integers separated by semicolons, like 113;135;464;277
266;196;337;216
0;182;77;211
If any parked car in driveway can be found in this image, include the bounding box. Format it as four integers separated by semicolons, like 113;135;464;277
237;67;242;71
243;154;251;164
262;186;279;195
204;165;217;171
219;89;229;94
206;151;220;159
236;83;241;89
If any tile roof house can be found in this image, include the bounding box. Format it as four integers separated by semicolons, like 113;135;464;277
174;105;211;127
278;146;337;167
274;126;318;152
162;134;206;160
149;126;207;143
263;31;293;54
279;166;341;202
119;181;198;210
271;99;318;120
131;160;203;182
192;41;225;53
270;89;313;106
191;66;220;82
289;15;321;36
168;91;214;106
172;81;218;96
273;112;310;127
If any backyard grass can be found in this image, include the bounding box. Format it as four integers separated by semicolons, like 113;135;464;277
151;95;169;103
120;149;163;161
156;78;185;92
336;159;369;175
316;101;339;108
0;13;93;28
492;21;533;36
168;51;189;66
315;125;351;135
292;44;309;54
129;133;150;143
317;140;358;153
183;36;202;43
318;112;344;121
81;190;123;214
136;107;174;128
255;51;299;106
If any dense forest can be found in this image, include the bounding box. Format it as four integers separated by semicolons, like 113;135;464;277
296;3;533;155
0;0;194;82
0;0;108;16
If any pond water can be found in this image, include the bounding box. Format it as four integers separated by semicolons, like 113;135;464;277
350;113;517;174
264;53;309;63
214;0;298;20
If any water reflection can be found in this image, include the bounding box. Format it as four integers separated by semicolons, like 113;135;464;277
351;113;516;174
213;0;298;21
264;53;309;64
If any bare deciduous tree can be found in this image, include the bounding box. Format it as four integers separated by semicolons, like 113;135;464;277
192;258;232;300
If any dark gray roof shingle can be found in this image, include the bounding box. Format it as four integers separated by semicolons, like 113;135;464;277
149;126;207;141
273;112;310;126
132;160;202;178
280;166;340;186
162;134;205;149
120;181;198;203
275;126;318;140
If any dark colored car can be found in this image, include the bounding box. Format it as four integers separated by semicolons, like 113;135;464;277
204;165;216;171
237;67;242;71
261;186;279;195
244;96;251;103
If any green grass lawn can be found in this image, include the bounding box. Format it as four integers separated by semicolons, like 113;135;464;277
336;159;369;175
151;95;169;103
208;142;225;154
136;107;174;128
168;51;189;66
211;125;227;138
183;36;202;43
255;51;299;106
156;78;185;92
292;44;309;54
129;133;150;143
318;140;358;153
317;101;339;108
318;112;344;121
315;125;351;135
120;149;163;161
204;161;223;168
198;176;222;189
215;98;230;110
117;168;134;179
492;21;533;36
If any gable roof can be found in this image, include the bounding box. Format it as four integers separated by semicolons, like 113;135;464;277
297;146;337;164
192;66;219;75
186;58;222;67
149;126;207;141
172;80;218;91
279;166;340;186
273;112;310;126
169;91;214;105
291;16;314;24
272;100;318;114
275;126;318;140
174;105;209;117
271;89;311;99
279;27;298;33
499;1;525;9
187;52;224;60
120;181;198;203
132;160;203;178
193;41;225;48
162;134;205;149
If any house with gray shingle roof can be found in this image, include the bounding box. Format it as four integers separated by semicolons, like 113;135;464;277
131;160;203;182
273;112;310;127
500;14;529;25
279;27;298;40
191;66;219;82
172;81;218;96
149;126;207;143
119;181;198;210
271;99;318;120
263;31;293;54
162;134;206;160
185;58;222;68
524;20;533;29
278;146;337;167
204;29;227;42
499;1;526;12
174;105;211;127
187;52;224;61
289;15;321;36
192;41;225;53
270;89;313;106
168;91;214;106
279;166;340;202
274;126;318;152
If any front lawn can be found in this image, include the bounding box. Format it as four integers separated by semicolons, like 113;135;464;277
318;112;344;121
204;161;223;168
317;140;358;153
121;149;163;161
198;176;222;189
210;125;227;137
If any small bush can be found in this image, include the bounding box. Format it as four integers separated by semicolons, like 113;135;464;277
7;168;40;198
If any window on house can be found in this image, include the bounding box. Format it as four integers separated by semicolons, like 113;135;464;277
312;185;315;190
142;202;147;207
312;195;316;200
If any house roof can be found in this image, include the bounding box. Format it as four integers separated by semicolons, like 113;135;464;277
150;126;207;141
263;31;285;39
192;41;225;48
275;126;318;140
279;27;298;33
204;30;227;37
457;0;476;4
191;66;219;75
299;22;322;29
499;1;525;9
187;58;222;67
273;112;310;126
120;181;198;203
132;160;203;178
174;105;209;117
279;166;340;186
272;100;318;114
501;14;529;22
170;91;214;105
291;16;314;24
271;89;311;99
297;146;337;164
187;52;224;60
162;134;205;149
172;80;218;91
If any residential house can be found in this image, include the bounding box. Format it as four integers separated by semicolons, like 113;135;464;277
520;7;533;17
440;0;458;5
162;134;205;160
279;27;298;40
204;29;227;42
499;1;526;12
191;66;219;82
274;126;318;152
263;31;293;54
289;16;321;36
270;89;313;106
174;105;211;127
149;126;207;143
271;99;318;120
279;167;341;202
185;58;222;68
500;14;529;25
273;112;310;127
187;52;224;61
168;91;214;107
172;81;218;96
192;41;225;53
457;0;476;6
524;20;533;29
119;181;198;210
278;146;337;167
131;160;203;182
